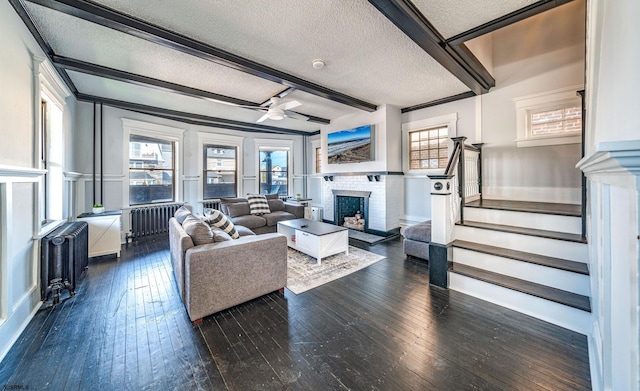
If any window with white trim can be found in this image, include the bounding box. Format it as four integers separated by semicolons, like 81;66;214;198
122;118;184;206
203;144;237;199
402;113;458;174
35;56;71;229
255;139;293;196
514;85;583;147
408;126;449;169
128;135;175;205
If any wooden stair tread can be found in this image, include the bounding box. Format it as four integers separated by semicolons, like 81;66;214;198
465;199;581;217
456;221;587;243
450;264;591;312
452;240;589;275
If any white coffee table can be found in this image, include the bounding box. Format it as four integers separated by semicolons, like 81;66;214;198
277;218;349;265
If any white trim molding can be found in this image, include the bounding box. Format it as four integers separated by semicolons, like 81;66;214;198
577;140;640;176
514;85;583;148
401;112;458;175
197;132;244;198
121;118;185;206
254;138;294;195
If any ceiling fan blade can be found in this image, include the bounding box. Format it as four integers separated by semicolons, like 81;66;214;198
256;112;270;123
280;100;301;110
284;111;308;121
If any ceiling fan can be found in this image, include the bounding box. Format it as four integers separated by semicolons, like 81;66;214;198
248;97;309;123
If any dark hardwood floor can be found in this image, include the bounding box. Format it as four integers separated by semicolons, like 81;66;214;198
0;235;591;390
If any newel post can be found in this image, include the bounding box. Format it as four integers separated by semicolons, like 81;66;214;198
427;174;454;289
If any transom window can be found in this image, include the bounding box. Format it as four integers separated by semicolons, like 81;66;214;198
128;135;174;205
529;104;582;136
203;144;237;199
409;126;448;169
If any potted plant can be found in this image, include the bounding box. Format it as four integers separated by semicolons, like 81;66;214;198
92;204;104;214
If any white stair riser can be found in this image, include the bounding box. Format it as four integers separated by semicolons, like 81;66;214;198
450;273;590;335
455;226;588;263
453;248;591;296
464;208;581;234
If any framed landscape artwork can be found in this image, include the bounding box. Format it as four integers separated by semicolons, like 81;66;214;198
327;124;374;164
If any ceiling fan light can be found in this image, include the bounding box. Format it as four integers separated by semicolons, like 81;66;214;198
268;108;285;120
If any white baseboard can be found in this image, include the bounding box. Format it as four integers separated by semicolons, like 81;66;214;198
483;186;581;204
0;294;42;364
588;321;604;391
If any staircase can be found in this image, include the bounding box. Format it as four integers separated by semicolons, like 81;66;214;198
448;199;590;334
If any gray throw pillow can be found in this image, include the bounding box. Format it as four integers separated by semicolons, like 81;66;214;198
211;226;232;242
226;202;251;218
264;193;280;200
267;199;285;212
182;215;214;245
174;205;192;224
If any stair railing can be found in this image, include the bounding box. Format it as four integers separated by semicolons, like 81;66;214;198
444;137;483;224
427;137;483;288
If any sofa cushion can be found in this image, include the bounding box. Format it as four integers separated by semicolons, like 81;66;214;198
211;226;232;242
265;193;280;200
247;194;271;215
264;211;296;226
219;197;248;215
403;221;432;243
182;215;216;245
174;205;192;224
226;202;250;218
231;214;267;229
267;198;285;212
204;210;240;239
234;225;256;237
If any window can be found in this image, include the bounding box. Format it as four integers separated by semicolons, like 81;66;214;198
408;126;448;169
315;147;322;174
40;92;64;225
514;85;583;147
259;149;288;195
203;144;237;199
128;135;175;205
402;113;457;174
530;105;582;136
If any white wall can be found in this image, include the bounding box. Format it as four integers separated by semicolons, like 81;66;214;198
578;0;640;389
318;105;404;231
481;0;585;204
0;0;76;362
73;103;307;236
401;96;477;222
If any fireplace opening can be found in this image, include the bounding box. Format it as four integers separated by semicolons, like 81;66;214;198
336;196;365;231
332;190;371;233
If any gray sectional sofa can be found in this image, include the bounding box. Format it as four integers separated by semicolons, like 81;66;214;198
219;194;304;234
168;209;287;322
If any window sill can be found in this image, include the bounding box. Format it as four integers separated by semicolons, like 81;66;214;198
405;169;446;177
34;219;66;240
516;134;581;148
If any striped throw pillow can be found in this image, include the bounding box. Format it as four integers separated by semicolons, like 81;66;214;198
204;210;239;239
247;194;271;215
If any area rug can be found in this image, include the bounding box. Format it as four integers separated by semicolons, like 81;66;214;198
287;246;385;294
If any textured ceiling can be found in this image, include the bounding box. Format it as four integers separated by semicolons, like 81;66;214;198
411;0;540;39
88;0;470;106
25;3;286;104
67;71;321;132
19;0;560;133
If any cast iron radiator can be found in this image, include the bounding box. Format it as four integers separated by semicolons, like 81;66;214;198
40;221;89;304
202;200;221;211
129;203;183;241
